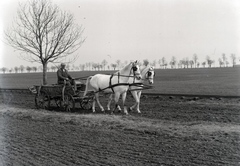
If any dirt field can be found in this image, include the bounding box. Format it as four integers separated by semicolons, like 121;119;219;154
0;91;240;165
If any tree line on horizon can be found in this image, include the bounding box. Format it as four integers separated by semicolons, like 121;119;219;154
2;0;239;84
0;53;238;74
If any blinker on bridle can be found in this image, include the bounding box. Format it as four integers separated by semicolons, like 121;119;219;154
132;66;137;72
147;71;152;76
147;69;155;78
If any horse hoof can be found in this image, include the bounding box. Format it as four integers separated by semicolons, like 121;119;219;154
128;107;133;112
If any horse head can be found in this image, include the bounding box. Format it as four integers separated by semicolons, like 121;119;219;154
131;60;142;80
145;66;155;84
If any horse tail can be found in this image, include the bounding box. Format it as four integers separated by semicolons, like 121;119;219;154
83;76;93;97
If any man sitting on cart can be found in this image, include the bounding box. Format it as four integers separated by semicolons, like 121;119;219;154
57;63;76;90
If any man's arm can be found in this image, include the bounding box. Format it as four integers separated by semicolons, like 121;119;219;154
66;70;73;79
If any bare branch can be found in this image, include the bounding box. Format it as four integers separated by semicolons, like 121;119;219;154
5;0;85;84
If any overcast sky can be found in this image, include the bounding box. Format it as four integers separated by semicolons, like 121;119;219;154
0;0;240;68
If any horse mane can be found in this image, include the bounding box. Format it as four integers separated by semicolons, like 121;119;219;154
140;65;150;73
118;62;133;74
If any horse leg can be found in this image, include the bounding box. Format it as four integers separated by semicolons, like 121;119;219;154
113;93;122;112
121;92;128;115
108;93;121;112
92;96;96;113
95;92;105;112
112;93;120;114
107;93;113;111
129;91;139;112
136;91;142;113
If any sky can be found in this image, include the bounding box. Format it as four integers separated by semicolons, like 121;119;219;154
0;0;240;69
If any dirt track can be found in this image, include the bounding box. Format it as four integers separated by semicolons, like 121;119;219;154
0;92;240;165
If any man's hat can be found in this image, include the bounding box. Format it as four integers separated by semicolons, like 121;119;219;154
61;63;66;66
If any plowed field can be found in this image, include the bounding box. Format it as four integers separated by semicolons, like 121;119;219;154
0;91;240;165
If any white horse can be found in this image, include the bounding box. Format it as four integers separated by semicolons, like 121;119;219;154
83;61;142;115
107;66;155;113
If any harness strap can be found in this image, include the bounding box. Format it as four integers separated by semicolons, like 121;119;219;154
118;72;120;84
109;74;115;93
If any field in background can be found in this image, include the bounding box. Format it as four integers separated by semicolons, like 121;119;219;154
0;67;240;96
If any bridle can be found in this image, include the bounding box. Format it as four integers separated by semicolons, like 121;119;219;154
131;63;141;79
144;67;155;81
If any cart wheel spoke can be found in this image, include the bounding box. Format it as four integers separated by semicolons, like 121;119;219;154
80;97;92;110
63;94;75;112
54;98;62;108
35;91;50;109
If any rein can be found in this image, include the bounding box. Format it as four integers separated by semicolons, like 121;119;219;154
128;83;153;91
73;76;90;80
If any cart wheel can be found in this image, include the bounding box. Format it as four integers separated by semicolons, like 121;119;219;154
80;97;92;110
63;93;75;112
35;91;50;109
54;97;62;108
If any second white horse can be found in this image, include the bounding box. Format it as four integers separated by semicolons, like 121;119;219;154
107;65;155;113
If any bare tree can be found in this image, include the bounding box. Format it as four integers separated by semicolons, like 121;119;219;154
14;66;19;73
99;64;103;71
19;65;25;73
51;66;56;72
181;58;189;68
79;64;85;71
1;67;8;74
26;66;32;73
151;59;157;68
202;62;206;68
222;53;226;67
158;59;162;68
226;61;229;67
85;62;92;71
178;60;184;68
197;62;200;68
218;58;224;67
116;60;121;70
161;57;167;69
230;54;236;67
143;59;149;66
185;58;190;68
87;62;92;71
92;63;98;71
111;64;117;70
38;66;43;72
32;66;37;72
193;54;198;68
189;60;194;68
170;56;177;69
5;0;85;84
206;56;214;68
102;59;108;70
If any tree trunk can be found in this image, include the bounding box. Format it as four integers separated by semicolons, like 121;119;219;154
42;62;48;85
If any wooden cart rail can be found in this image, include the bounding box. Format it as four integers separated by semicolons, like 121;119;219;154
33;82;92;111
